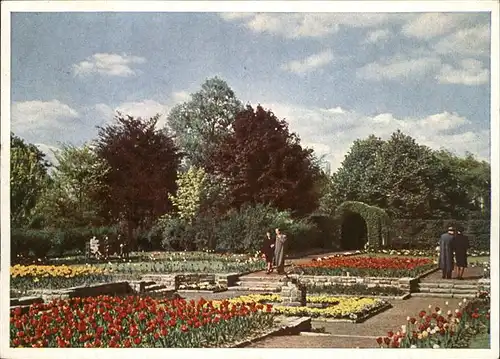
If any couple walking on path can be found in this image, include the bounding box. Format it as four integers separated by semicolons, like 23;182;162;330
261;228;287;275
439;226;470;280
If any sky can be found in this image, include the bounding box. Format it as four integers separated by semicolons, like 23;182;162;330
9;9;493;172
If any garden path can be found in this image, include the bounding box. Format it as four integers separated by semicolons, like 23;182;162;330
420;266;484;282
246;297;466;348
244;250;358;278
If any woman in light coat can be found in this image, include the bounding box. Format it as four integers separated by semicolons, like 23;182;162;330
273;228;287;274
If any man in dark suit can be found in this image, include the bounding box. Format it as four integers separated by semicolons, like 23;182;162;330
439;227;455;279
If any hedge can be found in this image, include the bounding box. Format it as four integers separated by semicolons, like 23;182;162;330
334;201;392;249
11;226;120;261
391;219;490;250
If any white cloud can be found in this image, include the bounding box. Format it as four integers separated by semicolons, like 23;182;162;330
171;91;191;103
72;53;146;78
437;59;490;85
219;12;256;21
363;29;392;44
433;25;490;56
401;13;469;40
281;50;334;75
254;102;489;171
356;56;442;81
35;143;61;167
12;100;80;132
220;13;406;39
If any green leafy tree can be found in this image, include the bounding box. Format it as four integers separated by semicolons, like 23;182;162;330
322;135;385;213
167;77;244;168
324;130;473;219
33;144;109;229
168;166;214;222
93;113;181;249
10;133;50;228
435;150;490;215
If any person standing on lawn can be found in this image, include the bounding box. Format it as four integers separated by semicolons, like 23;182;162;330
274;228;287;274
262;231;275;274
439;227;455;279
454;228;469;280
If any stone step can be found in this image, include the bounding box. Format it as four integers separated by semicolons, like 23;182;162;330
417;287;479;293
236;281;282;287
144;284;167;292
238;276;284;283
411;292;477;299
419;282;478;288
228;286;281;292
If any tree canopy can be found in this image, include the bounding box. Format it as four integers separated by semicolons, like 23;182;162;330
167;77;243;169
10;133;51;228
93;114;182;245
206;105;321;216
322;130;479;219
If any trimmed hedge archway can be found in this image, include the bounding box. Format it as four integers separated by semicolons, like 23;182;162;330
334;201;392;249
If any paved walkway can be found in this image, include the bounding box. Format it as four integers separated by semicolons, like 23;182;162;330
244;250;358;277
420;266;484;282
177;290;468;348
247;296;465;348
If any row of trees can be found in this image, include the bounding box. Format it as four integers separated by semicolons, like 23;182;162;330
320;132;490;219
11;76;490;257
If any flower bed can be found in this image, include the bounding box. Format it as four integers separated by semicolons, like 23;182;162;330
364;248;490;258
307;283;406;297
301;256;435;277
9;295;274;348
10;265;113;292
376;294;490;348
224;294;389;321
93;254;265;274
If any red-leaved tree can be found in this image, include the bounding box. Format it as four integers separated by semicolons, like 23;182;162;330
206;105;320;216
93;114;181;249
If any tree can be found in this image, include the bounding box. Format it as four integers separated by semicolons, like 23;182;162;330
324;135;385;211
435;150;490;215
93;113;182;249
324;130;473;219
33;144;109;229
10;133;51;228
167;77;243;168
167;166;224;222
206;105;321;216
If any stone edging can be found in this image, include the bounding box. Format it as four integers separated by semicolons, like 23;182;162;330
311;302;392;323
229;316;311;348
416;267;440;280
177;288;227;294
309;292;411;300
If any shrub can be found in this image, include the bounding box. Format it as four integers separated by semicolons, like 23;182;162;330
391;219;490;250
158;204;319;253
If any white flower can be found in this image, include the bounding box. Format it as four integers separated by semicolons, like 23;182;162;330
407;316;411;321
429;304;432;309
410;345;417;349
401;325;407;334
445;301;449;306
433;344;440;349
437;310;442;315
447;310;452;315
458;302;462;307
427;327;432;333
463;298;467;303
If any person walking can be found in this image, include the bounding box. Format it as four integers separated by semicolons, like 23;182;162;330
261;231;275;274
454;228;469;280
274;228;287;274
439;227;455;279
